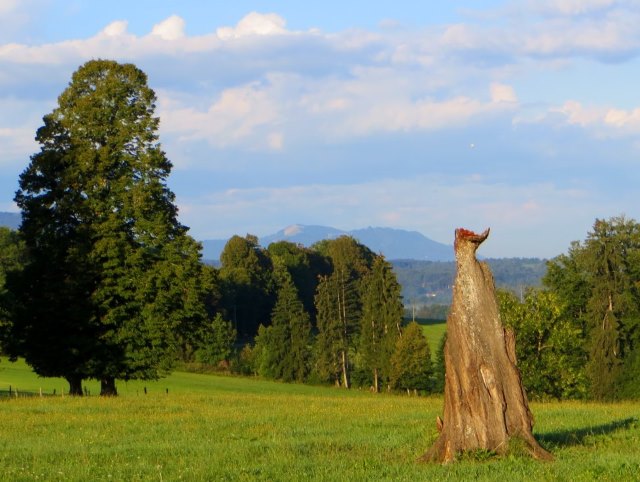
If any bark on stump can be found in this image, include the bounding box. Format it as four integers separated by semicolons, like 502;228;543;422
421;228;552;463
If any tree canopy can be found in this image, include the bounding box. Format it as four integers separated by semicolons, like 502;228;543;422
543;215;640;399
9;59;208;395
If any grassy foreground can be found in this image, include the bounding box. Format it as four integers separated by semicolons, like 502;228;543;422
0;359;639;481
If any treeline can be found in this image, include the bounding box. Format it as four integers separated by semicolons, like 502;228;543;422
393;257;547;307
498;215;640;401
215;234;434;392
0;224;435;394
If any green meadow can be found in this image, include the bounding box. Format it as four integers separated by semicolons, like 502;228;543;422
1;358;639;481
415;317;447;356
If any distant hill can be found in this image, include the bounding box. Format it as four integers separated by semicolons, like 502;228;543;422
0;212;20;230
201;224;454;262
392;258;548;306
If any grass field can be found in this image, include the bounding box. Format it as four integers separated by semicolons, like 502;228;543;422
414;317;447;356
1;358;639;481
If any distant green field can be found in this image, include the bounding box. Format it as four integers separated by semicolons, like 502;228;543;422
1;358;639;481
413;318;446;357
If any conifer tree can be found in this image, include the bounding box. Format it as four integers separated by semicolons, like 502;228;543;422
359;255;404;392
255;269;311;382
389;321;432;393
312;236;374;388
219;234;275;338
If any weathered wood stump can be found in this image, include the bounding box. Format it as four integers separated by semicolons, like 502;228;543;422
421;228;552;463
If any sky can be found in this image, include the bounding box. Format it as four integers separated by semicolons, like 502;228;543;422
1;0;639;258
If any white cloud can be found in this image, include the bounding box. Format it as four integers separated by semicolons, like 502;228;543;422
216;12;287;40
539;100;640;137
151;15;186;41
101;20;128;37
157;82;282;151
0;126;36;157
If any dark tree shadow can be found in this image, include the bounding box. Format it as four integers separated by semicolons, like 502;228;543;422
538;417;638;448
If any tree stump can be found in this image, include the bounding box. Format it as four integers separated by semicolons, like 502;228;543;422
421;228;552;463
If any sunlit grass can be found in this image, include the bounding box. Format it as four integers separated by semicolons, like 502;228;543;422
0;358;639;481
415;317;446;356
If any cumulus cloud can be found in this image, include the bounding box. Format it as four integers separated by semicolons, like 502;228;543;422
151;15;186;40
101;20;128;37
216;12;287;40
525;99;640;138
157;82;282;151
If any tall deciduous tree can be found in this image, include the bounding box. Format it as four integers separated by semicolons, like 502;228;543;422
497;289;587;399
10;60;208;396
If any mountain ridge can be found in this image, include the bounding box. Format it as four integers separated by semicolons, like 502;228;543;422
202;224;454;261
0;211;20;230
0;213;454;261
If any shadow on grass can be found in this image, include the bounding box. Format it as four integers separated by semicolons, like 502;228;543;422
538;417;638;448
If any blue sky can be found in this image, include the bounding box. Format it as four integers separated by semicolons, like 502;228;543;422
1;0;639;258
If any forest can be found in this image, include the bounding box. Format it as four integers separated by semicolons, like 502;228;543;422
1;59;639;402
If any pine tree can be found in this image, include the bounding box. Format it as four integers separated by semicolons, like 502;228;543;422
10;60;208;395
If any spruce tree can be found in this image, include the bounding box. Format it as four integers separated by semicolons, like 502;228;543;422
359;255;404;392
389;321;432;393
255;270;311;382
312;236;374;388
11;60;208;395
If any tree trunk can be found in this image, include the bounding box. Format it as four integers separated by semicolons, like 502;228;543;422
340;350;350;389
421;228;552;463
100;376;118;397
66;375;83;396
373;367;379;393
